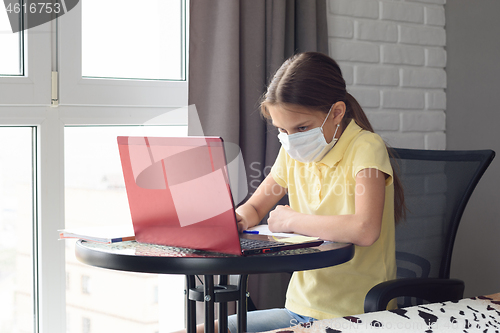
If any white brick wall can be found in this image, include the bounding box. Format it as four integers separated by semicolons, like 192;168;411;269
327;0;447;149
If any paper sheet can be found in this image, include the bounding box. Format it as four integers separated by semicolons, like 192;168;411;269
246;224;319;243
246;224;295;237
276;235;321;244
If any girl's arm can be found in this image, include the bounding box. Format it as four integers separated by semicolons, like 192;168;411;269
235;174;287;232
267;168;386;247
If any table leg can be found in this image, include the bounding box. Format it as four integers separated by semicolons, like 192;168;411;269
204;275;215;333
237;275;248;333
186;274;248;333
218;275;228;333
186;275;197;333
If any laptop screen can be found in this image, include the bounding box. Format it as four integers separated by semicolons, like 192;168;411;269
118;136;242;255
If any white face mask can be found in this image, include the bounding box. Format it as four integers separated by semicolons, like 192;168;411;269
277;107;340;163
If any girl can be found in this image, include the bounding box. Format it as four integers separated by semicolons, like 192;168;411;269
229;52;405;332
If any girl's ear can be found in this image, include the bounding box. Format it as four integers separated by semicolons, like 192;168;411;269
331;101;346;123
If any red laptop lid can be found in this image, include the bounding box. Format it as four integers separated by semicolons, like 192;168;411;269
117;136;242;255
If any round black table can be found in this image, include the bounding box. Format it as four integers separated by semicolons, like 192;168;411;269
76;240;354;333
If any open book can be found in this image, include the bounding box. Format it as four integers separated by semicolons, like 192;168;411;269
58;225;135;244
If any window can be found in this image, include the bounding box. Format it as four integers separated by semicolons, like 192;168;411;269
0;127;34;333
81;275;91;294
64;125;187;333
59;0;187;106
0;0;189;332
0;7;23;76
82;0;184;81
158;275;185;332
0;3;51;104
82;317;91;333
64;125;188;330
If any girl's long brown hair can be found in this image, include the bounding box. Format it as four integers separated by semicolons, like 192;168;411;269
261;52;406;224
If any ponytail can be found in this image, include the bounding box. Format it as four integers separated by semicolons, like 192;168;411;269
390;149;407;225
343;92;374;133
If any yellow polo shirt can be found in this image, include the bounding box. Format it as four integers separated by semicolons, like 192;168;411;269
271;119;396;319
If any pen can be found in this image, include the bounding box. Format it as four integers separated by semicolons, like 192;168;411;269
243;230;259;234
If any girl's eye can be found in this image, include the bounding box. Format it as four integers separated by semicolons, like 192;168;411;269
297;126;308;132
278;128;287;134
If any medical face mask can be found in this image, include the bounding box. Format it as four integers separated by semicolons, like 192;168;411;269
277;107;340;163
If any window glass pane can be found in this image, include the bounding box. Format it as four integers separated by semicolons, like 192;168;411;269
65;126;187;333
0;4;23;76
82;0;184;81
0;127;34;333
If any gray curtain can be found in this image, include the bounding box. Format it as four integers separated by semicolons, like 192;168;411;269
189;0;328;312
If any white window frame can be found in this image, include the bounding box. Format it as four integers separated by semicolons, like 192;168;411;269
58;0;188;107
0;24;51;104
0;2;189;332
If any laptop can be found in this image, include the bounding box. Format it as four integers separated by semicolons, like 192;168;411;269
117;136;323;256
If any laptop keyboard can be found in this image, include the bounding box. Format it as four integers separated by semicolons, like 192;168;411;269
240;238;286;250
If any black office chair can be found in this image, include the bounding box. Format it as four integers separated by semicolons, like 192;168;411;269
364;148;495;313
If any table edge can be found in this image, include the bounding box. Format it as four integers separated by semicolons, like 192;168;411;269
75;240;355;275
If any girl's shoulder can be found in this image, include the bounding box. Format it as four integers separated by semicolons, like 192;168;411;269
344;130;393;178
349;129;386;151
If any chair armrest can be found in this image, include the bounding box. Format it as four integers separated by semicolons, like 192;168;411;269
364;278;465;313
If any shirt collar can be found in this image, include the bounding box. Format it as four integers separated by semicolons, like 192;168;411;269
319;119;363;167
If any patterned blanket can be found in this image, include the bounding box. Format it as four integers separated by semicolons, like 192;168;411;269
262;294;500;333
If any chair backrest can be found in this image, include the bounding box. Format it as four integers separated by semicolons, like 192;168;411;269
390;148;495;284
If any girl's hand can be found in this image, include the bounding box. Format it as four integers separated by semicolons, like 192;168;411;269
235;212;248;233
267;205;296;233
234;174;287;233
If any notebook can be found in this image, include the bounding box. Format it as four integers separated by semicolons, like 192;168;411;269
117;136;323;256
